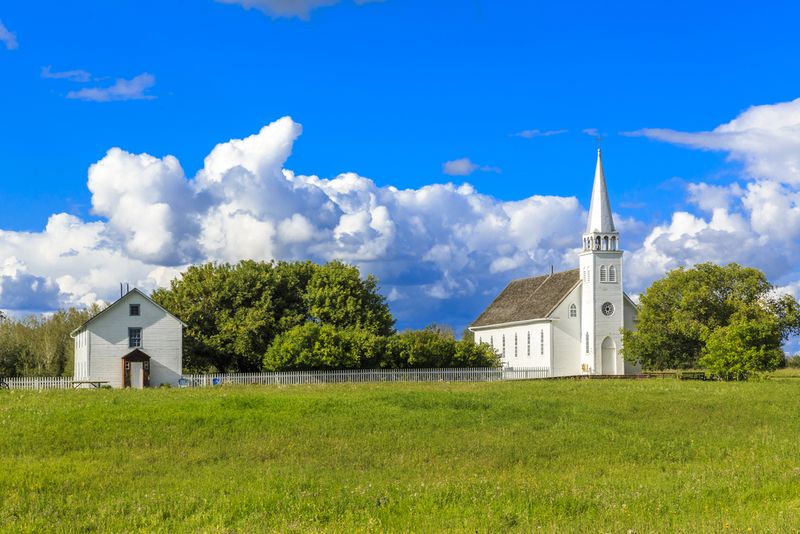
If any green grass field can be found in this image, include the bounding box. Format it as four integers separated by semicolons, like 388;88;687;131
2;379;800;532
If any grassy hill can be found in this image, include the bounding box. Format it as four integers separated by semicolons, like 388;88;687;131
2;379;800;532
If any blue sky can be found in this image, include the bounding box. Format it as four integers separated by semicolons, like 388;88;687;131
2;1;800;334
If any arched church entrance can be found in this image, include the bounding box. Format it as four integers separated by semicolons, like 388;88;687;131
601;337;616;375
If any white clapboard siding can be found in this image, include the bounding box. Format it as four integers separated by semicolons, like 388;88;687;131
73;289;183;388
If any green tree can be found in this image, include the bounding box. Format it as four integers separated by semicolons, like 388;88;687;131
153;259;394;372
623;262;800;376
305;260;395;336
700;312;785;380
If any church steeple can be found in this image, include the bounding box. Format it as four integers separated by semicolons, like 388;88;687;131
586;149;615;233
582;149;619;251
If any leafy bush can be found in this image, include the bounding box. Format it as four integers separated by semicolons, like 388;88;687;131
264;323;500;371
786;355;800;368
699;314;786;380
264;323;386;371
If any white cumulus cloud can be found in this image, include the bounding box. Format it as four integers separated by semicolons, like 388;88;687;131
0;117;586;330
10;100;800;333
625;97;800;295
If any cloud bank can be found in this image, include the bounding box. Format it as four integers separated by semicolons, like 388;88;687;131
626;98;800;294
0;117;582;330
6;98;800;333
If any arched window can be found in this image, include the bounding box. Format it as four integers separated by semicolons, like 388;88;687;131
611;236;617;250
603;236;609;250
540;330;544;355
569;303;577;318
609;265;617;283
600;265;607;282
595;236;601;249
585;332;590;353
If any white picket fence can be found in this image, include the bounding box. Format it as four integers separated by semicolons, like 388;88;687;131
1;376;74;390
1;367;551;390
180;367;551;387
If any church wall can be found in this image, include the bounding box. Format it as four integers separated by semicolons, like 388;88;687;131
473;322;551;369
550;284;582;376
623;297;641;374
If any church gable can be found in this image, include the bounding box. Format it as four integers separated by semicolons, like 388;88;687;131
471;269;580;328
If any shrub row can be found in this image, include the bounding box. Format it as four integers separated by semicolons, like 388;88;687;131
264;323;500;371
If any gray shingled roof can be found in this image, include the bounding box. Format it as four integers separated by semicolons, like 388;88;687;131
470;269;580;328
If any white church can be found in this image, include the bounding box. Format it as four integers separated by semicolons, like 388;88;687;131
470;149;639;376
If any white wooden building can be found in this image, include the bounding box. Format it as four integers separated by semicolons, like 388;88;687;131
469;149;639;376
72;288;185;388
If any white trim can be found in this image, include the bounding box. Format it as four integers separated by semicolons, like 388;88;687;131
542;280;582;319
469;317;553;332
70;287;187;336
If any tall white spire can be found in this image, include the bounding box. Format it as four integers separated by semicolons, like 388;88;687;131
585;148;616;234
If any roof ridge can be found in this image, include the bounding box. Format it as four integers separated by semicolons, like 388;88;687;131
507;267;579;285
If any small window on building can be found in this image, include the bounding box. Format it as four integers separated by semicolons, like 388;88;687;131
527;331;531;356
609;265;617;283
600;265;607;282
514;333;518;357
130;304;140;316
569;303;577;318
490;335;494;349
129;327;142;348
585;332;590;353
502;334;506;357
540;330;544;355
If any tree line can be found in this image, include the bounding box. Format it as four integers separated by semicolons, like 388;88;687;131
3;259;797;380
0;307;99;377
152;260;498;372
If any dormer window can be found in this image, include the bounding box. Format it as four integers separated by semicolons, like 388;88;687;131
129;304;140;316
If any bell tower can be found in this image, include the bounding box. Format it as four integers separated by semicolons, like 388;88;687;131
579;149;625;374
